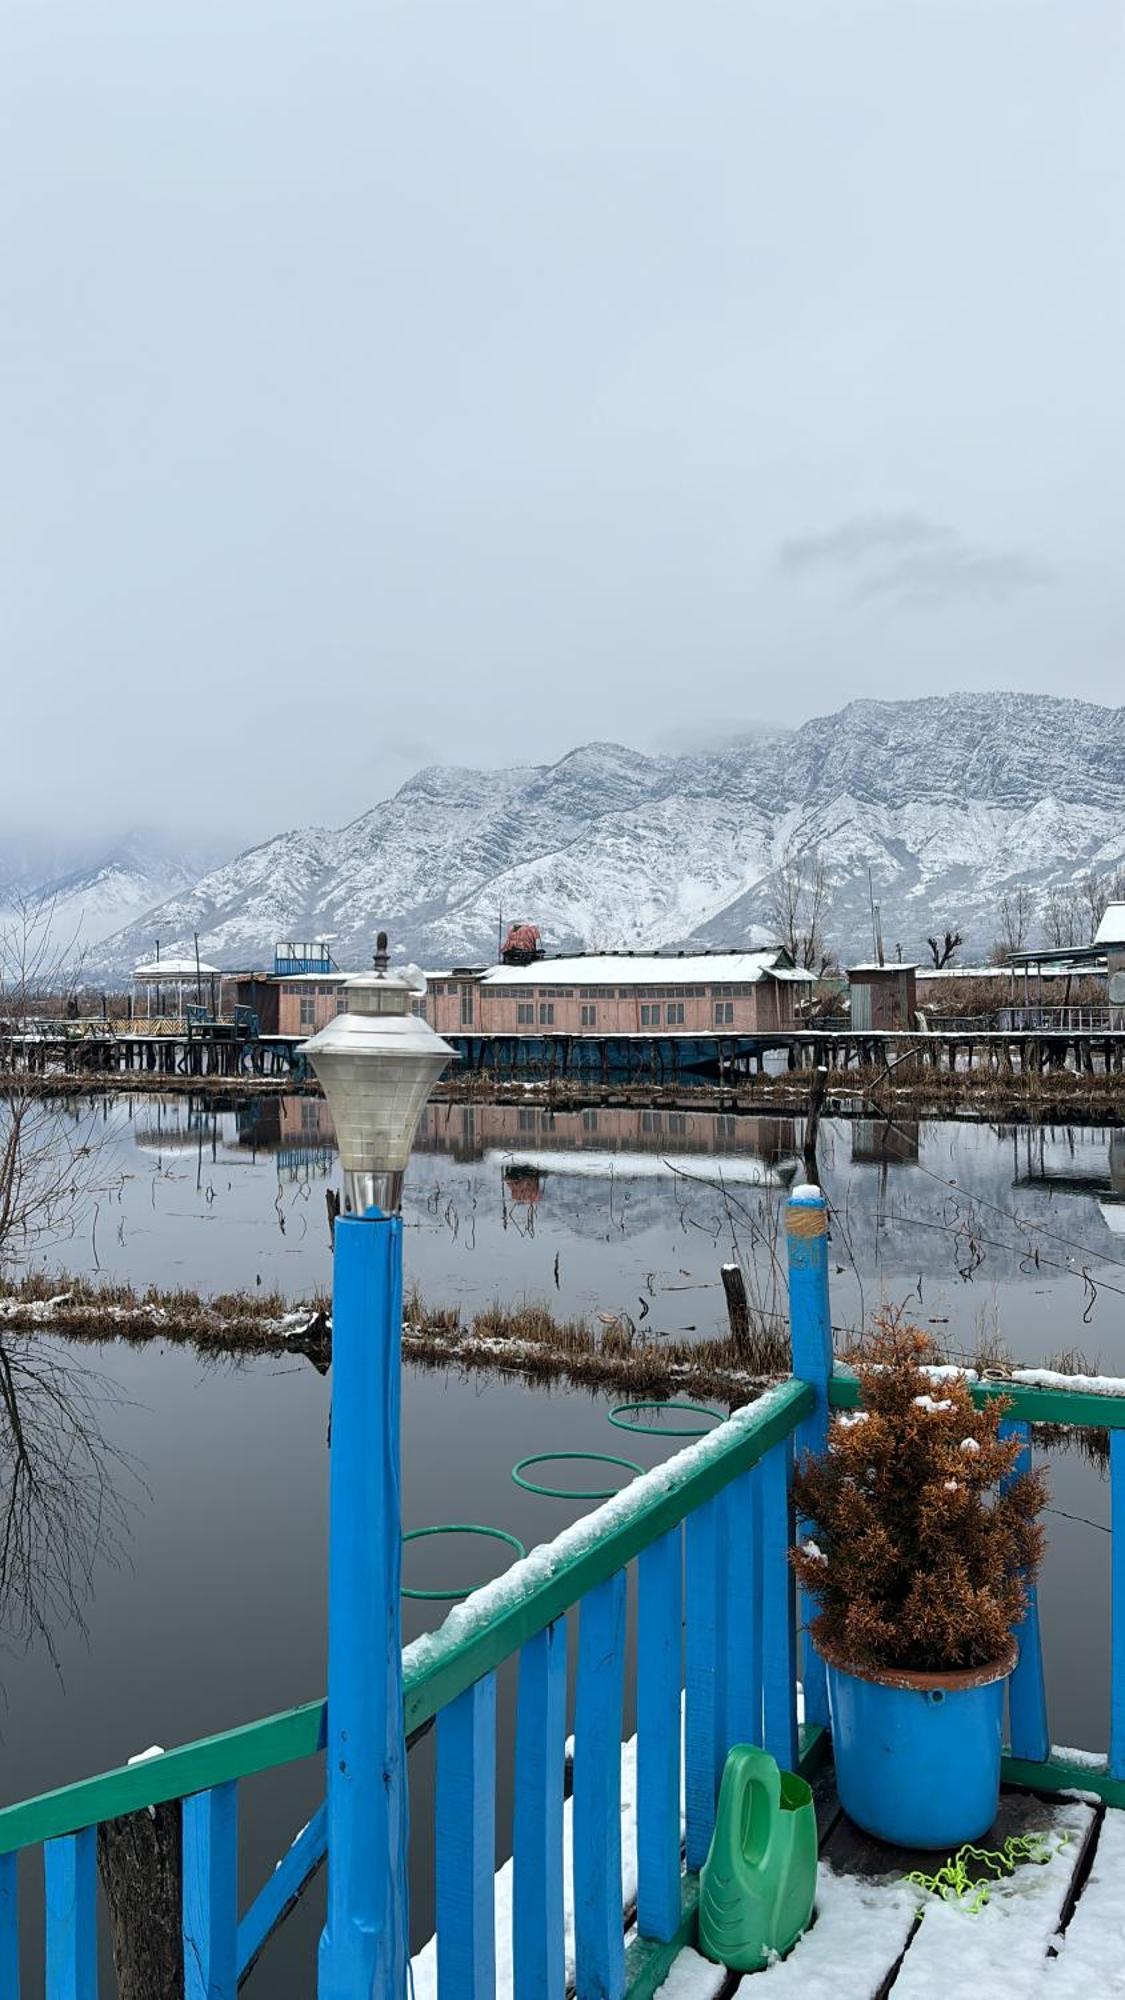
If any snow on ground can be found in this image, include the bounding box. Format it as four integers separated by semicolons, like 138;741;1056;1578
890;1800;1093;2000
1040;1808;1125;1993
731;1864;918;1997
654;1947;729;1998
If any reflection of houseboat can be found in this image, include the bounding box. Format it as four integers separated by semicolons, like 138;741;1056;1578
851;1120;920;1167
1012;1127;1125;1234
489;1146;800;1188
415;1102;798;1170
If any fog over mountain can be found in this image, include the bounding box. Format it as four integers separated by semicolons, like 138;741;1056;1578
47;692;1125;979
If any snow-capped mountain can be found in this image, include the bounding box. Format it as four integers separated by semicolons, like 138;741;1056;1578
86;693;1125;975
0;831;219;963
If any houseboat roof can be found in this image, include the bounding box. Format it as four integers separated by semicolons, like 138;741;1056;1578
1095;901;1125;947
846;962;919;975
477;950;814;988
133;956;220;978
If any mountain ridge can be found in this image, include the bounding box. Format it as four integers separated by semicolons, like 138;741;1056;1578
50;691;1125;975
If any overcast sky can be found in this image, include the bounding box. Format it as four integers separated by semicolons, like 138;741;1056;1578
3;0;1121;856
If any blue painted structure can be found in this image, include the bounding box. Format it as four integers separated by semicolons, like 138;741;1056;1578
7;1181;1125;1991
317;1212;409;1997
825;1655;1011;1849
785;1184;833;1732
274;944;336;976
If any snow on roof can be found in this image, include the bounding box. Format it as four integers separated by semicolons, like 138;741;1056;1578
478;951;810;987
133;957;219;978
1094;902;1125;948
847;962;918;975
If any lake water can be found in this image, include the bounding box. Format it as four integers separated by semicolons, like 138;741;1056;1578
3;1092;1124;1989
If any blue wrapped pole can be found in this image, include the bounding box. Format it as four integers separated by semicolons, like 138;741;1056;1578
785;1184;833;1733
318;1212;408;1998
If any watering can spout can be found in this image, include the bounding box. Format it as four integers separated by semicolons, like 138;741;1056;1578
698;1746;818;1973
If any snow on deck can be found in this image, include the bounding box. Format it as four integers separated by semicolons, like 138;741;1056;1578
652;1795;1108;2000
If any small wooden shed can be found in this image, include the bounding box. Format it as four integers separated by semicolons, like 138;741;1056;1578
846;963;917;1032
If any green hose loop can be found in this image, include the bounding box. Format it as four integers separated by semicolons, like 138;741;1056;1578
402;1522;526;1601
512;1451;643;1499
607;1400;724;1438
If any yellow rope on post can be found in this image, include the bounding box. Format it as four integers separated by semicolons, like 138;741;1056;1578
906;1830;1069;1915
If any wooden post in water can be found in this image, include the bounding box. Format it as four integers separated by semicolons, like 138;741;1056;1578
98;1806;184;1999
720;1263;751;1358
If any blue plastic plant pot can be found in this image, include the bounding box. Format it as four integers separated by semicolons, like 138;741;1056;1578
823;1638;1017;1849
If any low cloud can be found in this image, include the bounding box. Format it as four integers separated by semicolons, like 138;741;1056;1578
778;513;1049;604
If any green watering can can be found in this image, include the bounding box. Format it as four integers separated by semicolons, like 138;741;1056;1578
698;1746;818;1973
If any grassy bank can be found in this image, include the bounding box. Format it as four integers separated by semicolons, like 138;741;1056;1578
0;1272;788;1400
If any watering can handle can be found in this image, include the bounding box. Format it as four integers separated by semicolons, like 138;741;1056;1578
720;1744;782;1866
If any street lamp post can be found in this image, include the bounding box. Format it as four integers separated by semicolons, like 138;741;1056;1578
304;936;453;1999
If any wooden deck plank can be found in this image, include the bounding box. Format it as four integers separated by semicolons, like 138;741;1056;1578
1039;1805;1125;1994
852;1795;1095;2000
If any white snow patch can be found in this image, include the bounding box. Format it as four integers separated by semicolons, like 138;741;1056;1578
732;1863;917;1995
654;1948;729;1999
836;1412;869;1430
960;1437;982;1455
1012;1368;1125;1398
913;1395;953;1413
1041;1807;1125;1993
1051;1744;1107;1772
801;1540;828;1565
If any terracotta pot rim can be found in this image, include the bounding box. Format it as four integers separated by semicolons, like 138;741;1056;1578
816;1633;1018;1694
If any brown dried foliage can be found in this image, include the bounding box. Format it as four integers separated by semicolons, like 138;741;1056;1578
791;1319;1047;1674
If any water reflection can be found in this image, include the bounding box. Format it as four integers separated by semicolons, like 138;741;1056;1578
10;1093;1125;1365
0;1334;134;1666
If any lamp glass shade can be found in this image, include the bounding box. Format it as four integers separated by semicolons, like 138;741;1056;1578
299;970;454;1175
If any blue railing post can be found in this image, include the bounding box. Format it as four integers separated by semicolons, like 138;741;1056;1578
785;1183;833;1732
999;1419;1050;1765
318;1213;409;1998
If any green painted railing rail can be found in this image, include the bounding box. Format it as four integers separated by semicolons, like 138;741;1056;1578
0;1701;327;1859
0;1377;813;1860
404;1375;813;1735
829;1367;1125;1431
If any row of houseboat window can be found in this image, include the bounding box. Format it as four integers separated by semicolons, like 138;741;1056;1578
428;983;757;1000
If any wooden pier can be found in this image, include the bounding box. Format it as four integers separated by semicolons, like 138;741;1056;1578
4;1018;1125;1091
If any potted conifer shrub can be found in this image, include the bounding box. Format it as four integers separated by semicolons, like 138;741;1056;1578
791;1320;1046;1849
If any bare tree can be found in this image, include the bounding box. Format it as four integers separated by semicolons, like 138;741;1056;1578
1041;883;1086;950
1082;865;1125;939
994;886;1036;961
768;844;834;973
926;929;963;970
0;899;109;1274
0;1332;135;1660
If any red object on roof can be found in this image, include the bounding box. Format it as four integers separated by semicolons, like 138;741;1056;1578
501;923;543;965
